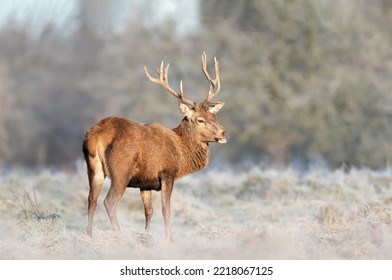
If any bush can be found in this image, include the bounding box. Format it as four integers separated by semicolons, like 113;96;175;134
1;0;392;169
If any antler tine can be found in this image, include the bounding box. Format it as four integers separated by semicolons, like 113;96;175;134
202;51;221;102
144;61;195;107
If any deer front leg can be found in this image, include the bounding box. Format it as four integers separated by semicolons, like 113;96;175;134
140;189;153;232
161;177;174;242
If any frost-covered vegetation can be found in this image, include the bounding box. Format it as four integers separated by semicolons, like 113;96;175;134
1;0;392;260
1;163;392;259
1;0;392;169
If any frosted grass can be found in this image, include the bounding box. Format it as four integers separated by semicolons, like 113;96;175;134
1;162;392;259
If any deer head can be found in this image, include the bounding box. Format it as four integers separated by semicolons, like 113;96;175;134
144;51;228;144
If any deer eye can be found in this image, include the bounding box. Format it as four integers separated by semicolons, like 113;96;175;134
197;118;206;124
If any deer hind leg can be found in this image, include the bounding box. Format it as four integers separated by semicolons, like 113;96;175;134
161;177;174;242
140;189;153;232
87;156;104;237
104;177;127;232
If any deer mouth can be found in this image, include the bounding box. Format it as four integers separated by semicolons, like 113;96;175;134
216;137;227;144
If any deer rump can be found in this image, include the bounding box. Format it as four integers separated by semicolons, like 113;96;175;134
83;116;182;192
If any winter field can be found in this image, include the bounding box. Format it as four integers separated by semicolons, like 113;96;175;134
1;161;392;260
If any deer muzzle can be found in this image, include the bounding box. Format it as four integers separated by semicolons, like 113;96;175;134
215;130;229;144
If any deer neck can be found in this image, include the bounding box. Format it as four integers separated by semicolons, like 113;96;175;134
173;118;210;176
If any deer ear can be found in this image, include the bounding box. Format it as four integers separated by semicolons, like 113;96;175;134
179;102;194;118
209;102;224;114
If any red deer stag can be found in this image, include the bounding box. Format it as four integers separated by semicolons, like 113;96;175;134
82;52;228;241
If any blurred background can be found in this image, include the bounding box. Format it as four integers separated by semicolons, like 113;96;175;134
0;0;392;170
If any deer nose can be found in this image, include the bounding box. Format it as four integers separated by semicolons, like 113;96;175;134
222;130;229;139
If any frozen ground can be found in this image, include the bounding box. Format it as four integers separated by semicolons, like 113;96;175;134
1;161;392;259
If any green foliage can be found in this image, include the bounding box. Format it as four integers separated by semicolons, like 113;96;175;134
202;0;392;168
1;0;392;168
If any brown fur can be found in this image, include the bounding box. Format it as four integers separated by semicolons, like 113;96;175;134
83;54;228;241
83;116;211;189
83;103;227;240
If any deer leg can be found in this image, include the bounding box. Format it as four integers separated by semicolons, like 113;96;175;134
161;177;174;242
87;158;104;237
140;189;153;232
104;179;127;232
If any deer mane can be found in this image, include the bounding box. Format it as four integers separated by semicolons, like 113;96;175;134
173;118;210;176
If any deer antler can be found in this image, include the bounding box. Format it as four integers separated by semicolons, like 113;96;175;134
144;62;196;107
202;51;221;102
